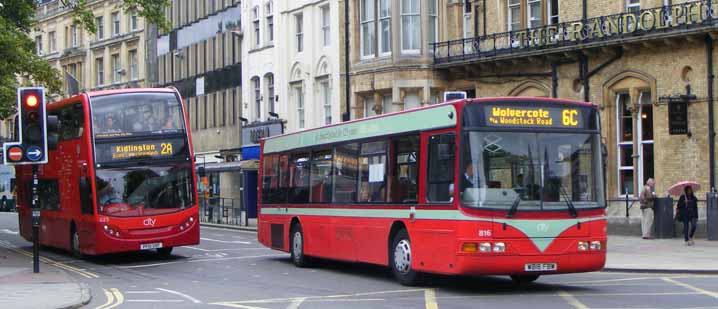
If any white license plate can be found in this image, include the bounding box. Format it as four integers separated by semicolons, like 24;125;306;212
524;263;557;272
140;242;163;250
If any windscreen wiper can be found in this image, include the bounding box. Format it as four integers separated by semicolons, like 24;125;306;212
560;186;579;218
506;194;522;218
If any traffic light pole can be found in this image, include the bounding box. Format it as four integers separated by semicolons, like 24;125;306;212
31;164;39;273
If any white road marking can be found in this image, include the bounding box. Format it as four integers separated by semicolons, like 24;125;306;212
286;297;306;309
157;288;202;304
125;291;161;294
662;277;718;298
185;246;266;252
557;290;589;309
424;289;438;309
200;237;251;244
117;254;286;269
126;300;185;303
1;228;18;234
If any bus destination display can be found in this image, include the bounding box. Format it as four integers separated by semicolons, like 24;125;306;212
95;138;187;163
484;105;587;129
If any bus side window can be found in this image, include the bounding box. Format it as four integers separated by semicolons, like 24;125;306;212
36;180;59;211
287;153;310;204
333;143;359;203
262;154;281;204
389;135;419;203
358;141;387;203
310;149;333;203
426;134;456;203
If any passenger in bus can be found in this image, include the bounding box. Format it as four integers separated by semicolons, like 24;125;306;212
162;118;176;130
103;114;122;133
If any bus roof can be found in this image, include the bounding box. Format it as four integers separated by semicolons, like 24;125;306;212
47;88;178;109
262;97;596;154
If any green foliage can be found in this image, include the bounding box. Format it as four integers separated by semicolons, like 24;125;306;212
0;0;170;119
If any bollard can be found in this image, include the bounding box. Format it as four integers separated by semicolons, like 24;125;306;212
653;197;675;239
707;192;718;241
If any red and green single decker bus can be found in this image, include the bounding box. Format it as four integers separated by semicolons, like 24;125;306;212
258;97;606;285
15;88;199;257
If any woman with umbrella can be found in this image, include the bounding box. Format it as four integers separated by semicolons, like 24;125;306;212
674;184;699;246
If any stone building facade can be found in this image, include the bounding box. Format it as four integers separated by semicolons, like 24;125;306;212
349;0;718;217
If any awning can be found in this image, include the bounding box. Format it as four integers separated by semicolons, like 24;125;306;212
199;160;258;173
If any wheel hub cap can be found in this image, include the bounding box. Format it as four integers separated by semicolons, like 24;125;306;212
394;239;411;274
293;231;303;259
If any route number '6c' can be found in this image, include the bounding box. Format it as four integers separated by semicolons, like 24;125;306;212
161;143;173;155
562;109;579;126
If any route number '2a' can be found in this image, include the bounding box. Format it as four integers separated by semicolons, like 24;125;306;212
160;143;174;155
562;109;579;126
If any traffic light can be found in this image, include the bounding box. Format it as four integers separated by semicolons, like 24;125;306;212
3;87;51;165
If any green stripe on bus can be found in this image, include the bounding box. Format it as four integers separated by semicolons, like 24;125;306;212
263;105;458;154
260;207;604;252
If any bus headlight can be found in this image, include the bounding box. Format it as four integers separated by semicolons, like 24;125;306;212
479;242;492;253
577;241;589;251
492;242;505;253
590;241;602;251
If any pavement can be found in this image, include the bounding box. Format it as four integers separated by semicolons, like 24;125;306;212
0;239;91;308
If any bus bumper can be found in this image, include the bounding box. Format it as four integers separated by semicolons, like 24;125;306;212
451;252;606;276
91;222;200;255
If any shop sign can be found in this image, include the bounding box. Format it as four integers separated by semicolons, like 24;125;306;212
242;121;283;146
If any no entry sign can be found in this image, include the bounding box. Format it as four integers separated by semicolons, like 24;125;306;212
7;146;23;162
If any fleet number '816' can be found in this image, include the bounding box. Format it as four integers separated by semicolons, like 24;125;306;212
562;109;579;126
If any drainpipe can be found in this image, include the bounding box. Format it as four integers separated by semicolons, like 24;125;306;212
344;0;351;122
707;34;716;190
551;63;558;98
483;0;487;36
579;53;590;103
582;0;588;21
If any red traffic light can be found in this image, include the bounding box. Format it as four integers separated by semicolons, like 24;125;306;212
25;94;39;108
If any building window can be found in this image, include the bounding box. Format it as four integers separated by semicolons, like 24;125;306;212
266;2;274;43
252;76;261;120
638;91;654;193
295;13;304;53
379;0;391;55
96;16;104;40
130;14;138;31
112;12;120;36
364;96;376;118
382;94;392;114
616;93;632;196
265;74;275;113
253;6;260;47
319;79;331;124
428;0;438;46
548;0;559;24
321;6;331;47
71;24;79;47
463;1;471;40
294;85;305;129
360;0;376;58
626;0;640;13
49;31;56;52
401;0;420;53
129;50;138;80
527;0;542;28
111;54;121;83
35;35;43;55
508;0;521;31
96;58;104;86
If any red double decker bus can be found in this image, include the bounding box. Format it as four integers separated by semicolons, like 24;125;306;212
258;97;606;285
15;88;199;257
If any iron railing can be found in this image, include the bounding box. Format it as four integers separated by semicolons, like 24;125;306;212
199;197;248;227
432;0;718;65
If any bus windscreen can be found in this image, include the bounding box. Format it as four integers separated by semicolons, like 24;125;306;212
91;92;186;138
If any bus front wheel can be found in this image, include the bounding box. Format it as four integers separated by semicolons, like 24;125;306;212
390;229;422;286
157;247;173;258
510;275;540;284
290;223;310;267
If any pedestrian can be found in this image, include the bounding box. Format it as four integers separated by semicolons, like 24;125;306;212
1;195;6;212
676;186;699;246
639;178;656;239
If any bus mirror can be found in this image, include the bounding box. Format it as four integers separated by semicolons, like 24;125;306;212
197;166;206;177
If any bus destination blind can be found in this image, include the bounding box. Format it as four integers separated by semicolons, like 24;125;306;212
95;138;187;163
484;105;587;129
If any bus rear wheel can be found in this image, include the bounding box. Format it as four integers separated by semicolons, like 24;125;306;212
290;223;310;267
510;275;540;284
390;229;422;286
157;247;173;258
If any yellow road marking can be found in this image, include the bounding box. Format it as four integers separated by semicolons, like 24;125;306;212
424;289;438;309
211;288;426;307
557;290;590;309
105;289;125;309
662;277;718;298
95;289;114;309
0;242;99;278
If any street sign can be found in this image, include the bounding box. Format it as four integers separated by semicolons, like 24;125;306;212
7;146;23;162
26;146;42;162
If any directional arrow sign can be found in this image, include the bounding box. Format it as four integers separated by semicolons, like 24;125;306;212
26;146;43;162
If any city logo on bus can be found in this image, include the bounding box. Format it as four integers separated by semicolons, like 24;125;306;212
536;223;550;233
143;218;157;227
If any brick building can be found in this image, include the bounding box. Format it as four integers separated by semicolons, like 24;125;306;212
348;0;718;216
